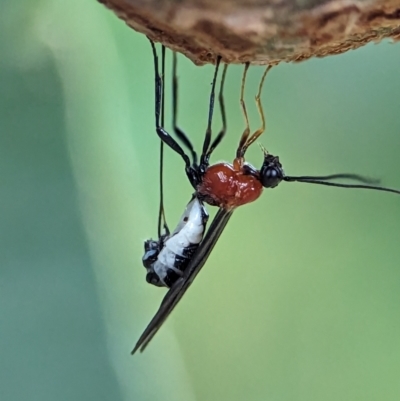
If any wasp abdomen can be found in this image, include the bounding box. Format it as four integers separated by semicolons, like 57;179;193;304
143;198;208;288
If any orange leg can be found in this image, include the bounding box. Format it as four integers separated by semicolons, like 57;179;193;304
240;65;272;156
236;63;250;159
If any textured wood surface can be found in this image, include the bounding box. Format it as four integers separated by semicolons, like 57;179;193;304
98;0;400;65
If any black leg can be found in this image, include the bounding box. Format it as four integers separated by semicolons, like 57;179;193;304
148;39;194;183
236;62;250;159
149;39;166;237
172;52;198;167
199;56;222;171
157;45;169;237
203;63;228;165
149;40;162;128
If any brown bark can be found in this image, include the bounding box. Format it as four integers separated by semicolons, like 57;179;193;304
97;0;400;65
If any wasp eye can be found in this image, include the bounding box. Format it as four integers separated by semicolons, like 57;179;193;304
260;154;284;188
261;167;282;188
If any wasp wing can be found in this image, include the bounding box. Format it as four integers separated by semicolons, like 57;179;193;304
132;207;233;354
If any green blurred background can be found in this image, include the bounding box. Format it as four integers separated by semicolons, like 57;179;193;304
1;1;400;400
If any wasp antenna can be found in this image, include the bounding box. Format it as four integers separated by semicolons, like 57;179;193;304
283;177;400;195
285;174;380;185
